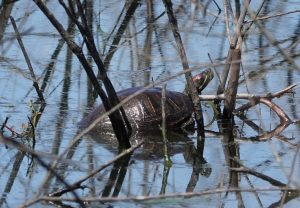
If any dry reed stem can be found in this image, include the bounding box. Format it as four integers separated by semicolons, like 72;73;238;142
26;187;298;205
10;16;45;103
160;84;171;165
162;0;205;130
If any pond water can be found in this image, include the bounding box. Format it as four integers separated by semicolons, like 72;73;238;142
0;0;300;207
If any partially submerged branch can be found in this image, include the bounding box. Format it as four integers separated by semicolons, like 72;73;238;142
162;0;205;133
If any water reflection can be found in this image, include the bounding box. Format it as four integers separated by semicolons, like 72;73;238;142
85;128;213;198
88;129;196;161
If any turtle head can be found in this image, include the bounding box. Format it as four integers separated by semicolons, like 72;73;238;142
192;68;214;93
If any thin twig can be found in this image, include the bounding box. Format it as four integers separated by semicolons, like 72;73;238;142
216;0;250;95
231;160;287;187
247;8;300;70
245;9;300;23
199;83;298;101
234;84;297;111
1;117;9;131
162;0;205;131
160;84;171;165
28;187;297;205
223;0;233;44
10;16;45;103
102;0;140;70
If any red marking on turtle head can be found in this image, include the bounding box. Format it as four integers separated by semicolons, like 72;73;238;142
192;73;203;82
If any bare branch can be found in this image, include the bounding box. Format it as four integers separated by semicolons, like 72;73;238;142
10;16;45;103
29;187;298;205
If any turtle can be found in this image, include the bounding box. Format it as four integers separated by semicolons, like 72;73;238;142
79;68;214;133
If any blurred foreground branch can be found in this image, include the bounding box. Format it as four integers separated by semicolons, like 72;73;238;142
25;187;298;205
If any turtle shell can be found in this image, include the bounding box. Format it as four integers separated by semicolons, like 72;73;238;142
79;87;194;133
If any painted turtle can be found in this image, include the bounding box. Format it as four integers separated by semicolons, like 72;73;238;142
79;68;214;133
